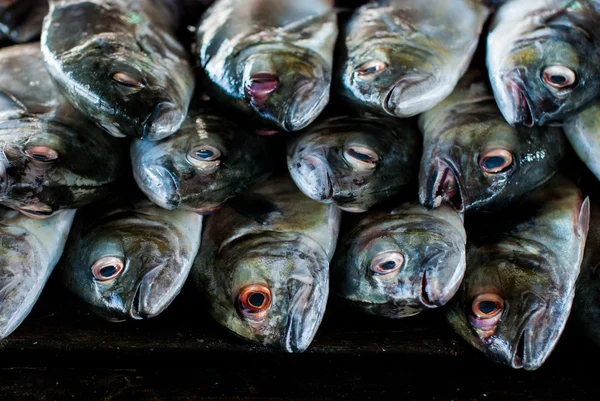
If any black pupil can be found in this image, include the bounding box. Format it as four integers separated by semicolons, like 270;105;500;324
348;149;374;162
379;260;397;271
484;156;506;170
362;66;379;74
248;292;265;308
196;149;214;159
31;154;50;162
99;265;118;278
478;301;497;314
550;75;567;85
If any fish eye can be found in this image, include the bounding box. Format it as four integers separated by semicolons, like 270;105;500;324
238;284;272;317
479;149;513;174
187;145;222;173
91;256;125;282
542;66;576;89
355;60;387;77
471;293;504;319
24;145;59;162
344;145;379;170
370;251;404;279
112;72;144;91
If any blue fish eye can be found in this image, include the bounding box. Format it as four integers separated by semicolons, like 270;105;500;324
484;156;506;170
478;301;497;314
196;149;214;159
379;261;397;271
99;265;118;278
248;292;266;308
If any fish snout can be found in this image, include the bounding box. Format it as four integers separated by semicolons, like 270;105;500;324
385;74;435;117
129;263;183;319
289;155;333;203
282;275;329;353
420;249;465;308
419;160;464;212
135;165;181;210
283;80;329;131
142;102;185;141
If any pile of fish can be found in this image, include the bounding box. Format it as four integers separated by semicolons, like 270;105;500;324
1;0;600;371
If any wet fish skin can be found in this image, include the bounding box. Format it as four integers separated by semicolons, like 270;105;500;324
564;100;600;182
196;0;338;132
0;0;48;46
42;0;194;140
573;201;600;344
287;113;420;213
0;43;124;218
446;176;589;370
0;207;75;339
131;107;274;214
61;197;203;321
419;71;566;213
331;200;466;318
192;176;340;352
337;0;489;118
488;0;600;127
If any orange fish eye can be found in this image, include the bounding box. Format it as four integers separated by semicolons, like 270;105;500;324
239;284;272;314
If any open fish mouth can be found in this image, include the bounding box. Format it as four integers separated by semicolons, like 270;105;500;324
17;205;54;219
506;79;534;127
426;161;464;213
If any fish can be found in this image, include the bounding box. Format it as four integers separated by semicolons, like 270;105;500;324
331;199;466;318
487;0;600;127
0;43;124;218
419;71;566;213
446;176;589;370
192;175;341;352
287;113;420;213
196;0;338;132
60;196;203;321
0;0;48;46
573;200;600;345
337;0;489;118
0;207;75;339
41;0;194;140
564;100;600;182
131;105;274;214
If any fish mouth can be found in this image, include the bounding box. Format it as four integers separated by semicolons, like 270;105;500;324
288;154;334;202
383;74;434;117
421;160;465;213
505;78;535;127
142;102;186;141
420;248;465;309
128;263;181;320
420;272;436;308
17;204;54;219
133;165;181;210
283;81;329;132
189;205;221;215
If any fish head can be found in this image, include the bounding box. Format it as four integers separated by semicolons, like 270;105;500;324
43;2;193;140
332;206;466;318
206;233;329;352
288;117;416;212
490;14;600;126
0;113;122;217
419;120;564;213
131;112;273;213
62;208;191;321
447;250;565;371
232;45;331;131
342;39;448;117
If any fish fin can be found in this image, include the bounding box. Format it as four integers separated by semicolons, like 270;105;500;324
578;197;591;239
229;194;281;225
0;90;27;113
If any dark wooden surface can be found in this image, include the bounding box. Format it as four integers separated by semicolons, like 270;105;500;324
0;275;597;401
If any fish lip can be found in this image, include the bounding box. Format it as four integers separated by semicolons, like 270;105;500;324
17;205;54;219
419;270;437;309
505;76;535;127
135;165;181;210
290;154;334;202
188;205;221;215
423;159;465;213
142;102;185;141
283;81;328;132
128;264;169;320
383;74;433;117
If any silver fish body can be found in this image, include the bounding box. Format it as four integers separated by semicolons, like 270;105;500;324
196;0;338;132
564;100;600;181
337;0;489;117
331;200;466;318
42;0;194;140
287;113;420;213
0;43;124;218
0;207;75;339
446;176;589;370
131;107;274;214
61;197;203;321
192;175;341;352
488;0;600;126
419;71;566;213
